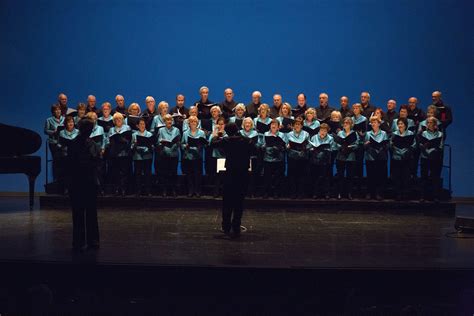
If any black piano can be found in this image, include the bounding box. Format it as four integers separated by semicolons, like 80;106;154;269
0;123;41;210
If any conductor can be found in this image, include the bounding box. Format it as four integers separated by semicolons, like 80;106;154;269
211;122;252;238
66;118;101;251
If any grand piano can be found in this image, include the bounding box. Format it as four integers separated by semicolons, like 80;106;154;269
0;123;41;210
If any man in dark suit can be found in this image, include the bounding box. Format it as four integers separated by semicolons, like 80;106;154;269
211;123;252;238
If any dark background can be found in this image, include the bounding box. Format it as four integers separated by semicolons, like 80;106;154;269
0;0;472;196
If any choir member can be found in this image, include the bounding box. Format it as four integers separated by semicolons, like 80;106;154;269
308;123;334;199
246;91;262;119
364;116;389;200
418;117;444;202
407;97;425;128
142;96;158;131
131;118;154;196
74;103;87;126
170;94;189;132
328;111;342;137
57;115;79;194
150;101;169;134
334;117;360;200
44;104;65;181
194;86;214;120
302;108;320;137
270;94;283;119
352;103;368;195
257;119;287;199
228;103;246;129
85;112;107;195
203;106;223;178
371;108;392;135
253;103;272;135
389;117;416;200
182;106;201;134
339;96;353;118
431;91;453;135
418;105;441;133
57;93;73;116
181;115;207;197
106;112;132;196
292;93;308;119
240;117;259;197
316;93;335;124
286;117;310;198
220;88;238;118
86;95;100;115
391;105;415;133
383;99;398;128
155;114;181;197
114;94;126;115
208;116;227;197
97;102;114;134
277;102;294;134
360;91;376;119
125;103;141;130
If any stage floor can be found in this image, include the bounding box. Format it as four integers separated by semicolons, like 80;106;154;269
0;197;473;270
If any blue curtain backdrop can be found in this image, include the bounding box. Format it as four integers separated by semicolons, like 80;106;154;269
0;0;472;196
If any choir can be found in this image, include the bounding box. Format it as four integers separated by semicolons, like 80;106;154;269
44;89;453;202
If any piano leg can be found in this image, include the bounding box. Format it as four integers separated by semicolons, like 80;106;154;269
28;175;36;210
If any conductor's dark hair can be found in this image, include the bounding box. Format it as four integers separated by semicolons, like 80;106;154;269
397;117;408;128
78;118;95;138
225;122;239;136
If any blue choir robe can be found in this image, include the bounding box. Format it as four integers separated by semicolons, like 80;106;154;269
90;124;106;151
308;134;335;165
157;126;181;158
182;118;202;134
106;124;132;157
390;130;416;161
286;130;310;160
352;114;368;135
150;115;166;134
276;115;295;133
392;118;415;133
208;132;228;158
364;130;389;161
97;115;114;134
44;116;65;144
181;129;207;160
240;129;259;158
131;130;154;160
257;131;287;162
417;119;442;134
419;130;444;160
228;115;245;129
334;130;360;161
57;128;79;156
253;117;272;135
303;119;320;137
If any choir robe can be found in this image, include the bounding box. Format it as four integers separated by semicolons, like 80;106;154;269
181;129;207;161
150;115;166;134
131;130;154;161
352;115;368;135
228;116;245;129
157;126;181;158
364;130;389;161
253;117;272;135
220;100;238;118
303;120;320;138
390;130;416;161
58;128;80;157
286;130;310;161
106;125;132;157
417;119;442;134
257;131;287;162
182;118;202;134
208;132;228;159
90;124;106;152
246;102;261;119
309;134;335;166
44;116;65;145
419;130;443;161
316;105;335;123
334;130;360;162
276;116;295;134
194;99;215;120
97;115;114;134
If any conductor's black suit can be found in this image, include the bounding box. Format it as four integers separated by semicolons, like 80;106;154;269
211;123;252;236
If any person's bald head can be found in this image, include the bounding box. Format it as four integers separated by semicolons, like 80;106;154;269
273;94;282;107
432;91;442;105
387;99;397;111
319;93;328;107
360;92;370;106
252;91;262;104
408;97;418;110
297;93;306;107
58;93;68;106
224;88;234;102
115;94;125;108
340;96;349;109
87;95;96;108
